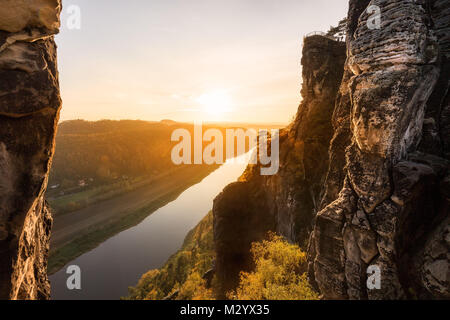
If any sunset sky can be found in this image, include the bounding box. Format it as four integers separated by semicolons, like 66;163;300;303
56;0;349;124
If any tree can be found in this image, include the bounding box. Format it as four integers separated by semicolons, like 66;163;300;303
327;18;347;41
229;233;319;300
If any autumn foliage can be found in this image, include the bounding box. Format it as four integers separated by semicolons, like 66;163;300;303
229;233;319;300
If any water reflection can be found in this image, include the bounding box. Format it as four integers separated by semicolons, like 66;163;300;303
50;152;251;300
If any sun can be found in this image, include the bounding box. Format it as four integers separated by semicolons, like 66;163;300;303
197;90;233;116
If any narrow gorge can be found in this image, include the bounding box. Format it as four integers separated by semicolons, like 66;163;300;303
0;0;62;300
0;0;448;300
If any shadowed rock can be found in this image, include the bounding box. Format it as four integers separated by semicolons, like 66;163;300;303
213;35;346;297
310;0;449;300
0;0;61;300
214;0;449;300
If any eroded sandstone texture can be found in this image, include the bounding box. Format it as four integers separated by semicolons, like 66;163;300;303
309;0;450;300
0;0;61;300
214;0;449;300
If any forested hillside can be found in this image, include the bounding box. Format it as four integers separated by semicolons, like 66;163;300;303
127;212;318;300
48;120;189;192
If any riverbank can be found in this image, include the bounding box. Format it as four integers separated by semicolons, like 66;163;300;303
127;211;215;300
48;165;219;275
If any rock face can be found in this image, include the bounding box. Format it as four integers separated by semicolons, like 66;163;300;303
0;0;61;300
310;0;450;300
213;36;346;297
213;0;449;300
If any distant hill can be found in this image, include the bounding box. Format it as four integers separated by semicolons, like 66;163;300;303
48;119;271;196
48;120;188;192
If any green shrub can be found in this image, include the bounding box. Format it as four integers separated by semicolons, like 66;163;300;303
127;212;215;300
229;233;319;300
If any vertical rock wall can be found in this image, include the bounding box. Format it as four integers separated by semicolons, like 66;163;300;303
0;0;62;300
213;36;346;297
309;0;449;299
214;0;449;300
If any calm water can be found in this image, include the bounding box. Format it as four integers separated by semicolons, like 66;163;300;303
50;153;251;300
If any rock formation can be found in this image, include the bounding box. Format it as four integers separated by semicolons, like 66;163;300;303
0;0;447;301
310;0;450;300
0;0;62;300
213;36;347;296
213;0;449;299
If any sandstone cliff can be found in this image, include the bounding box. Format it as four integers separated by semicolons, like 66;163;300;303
0;0;62;300
213;36;347;296
213;0;449;300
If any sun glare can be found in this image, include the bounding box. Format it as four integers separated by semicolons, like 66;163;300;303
197;90;233;116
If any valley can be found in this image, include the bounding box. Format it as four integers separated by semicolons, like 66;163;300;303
48;164;218;275
49;152;252;300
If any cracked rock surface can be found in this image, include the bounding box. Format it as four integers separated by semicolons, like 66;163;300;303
0;0;61;300
310;0;449;300
214;0;449;300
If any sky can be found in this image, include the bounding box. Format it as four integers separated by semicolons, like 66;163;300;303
56;0;349;124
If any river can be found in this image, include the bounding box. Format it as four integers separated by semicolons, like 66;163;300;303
50;152;251;300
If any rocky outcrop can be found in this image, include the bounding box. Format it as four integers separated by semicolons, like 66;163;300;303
309;0;450;300
213;36;346;297
0;0;62;300
214;0;449;300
